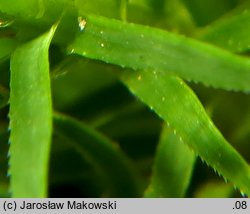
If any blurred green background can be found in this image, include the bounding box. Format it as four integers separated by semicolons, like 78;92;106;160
0;0;250;197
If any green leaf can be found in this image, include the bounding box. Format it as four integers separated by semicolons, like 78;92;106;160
198;7;250;53
121;71;250;196
0;0;40;19
53;113;142;197
9;24;57;197
69;15;250;92
147;0;166;15
145;125;196;197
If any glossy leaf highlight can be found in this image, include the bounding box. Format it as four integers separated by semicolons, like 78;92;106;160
69;15;250;92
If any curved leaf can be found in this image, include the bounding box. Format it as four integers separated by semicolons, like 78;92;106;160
9;24;57;197
121;70;250;196
53;113;142;197
145;125;196;197
69;15;250;92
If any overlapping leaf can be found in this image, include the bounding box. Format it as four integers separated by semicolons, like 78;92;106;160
69;14;250;195
122;71;250;195
69;15;250;92
145;125;196;197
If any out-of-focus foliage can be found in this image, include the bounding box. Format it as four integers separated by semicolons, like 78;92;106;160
0;0;250;197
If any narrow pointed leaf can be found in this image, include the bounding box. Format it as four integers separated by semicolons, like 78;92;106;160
69;15;250;92
121;71;250;196
145;125;196;197
53;113;142;197
9;25;57;197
